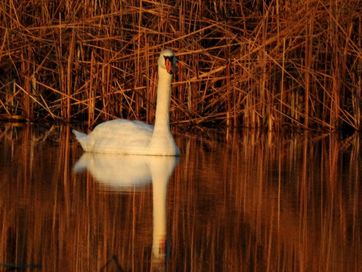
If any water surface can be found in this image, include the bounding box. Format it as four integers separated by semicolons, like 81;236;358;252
0;124;361;271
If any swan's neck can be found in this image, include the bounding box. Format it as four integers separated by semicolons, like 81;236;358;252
153;69;172;134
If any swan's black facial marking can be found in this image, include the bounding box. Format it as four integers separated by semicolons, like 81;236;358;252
163;55;178;74
164;55;177;62
164;56;173;61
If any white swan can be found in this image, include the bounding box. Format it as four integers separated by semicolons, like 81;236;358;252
73;49;180;156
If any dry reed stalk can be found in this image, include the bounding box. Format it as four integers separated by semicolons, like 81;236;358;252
88;51;95;125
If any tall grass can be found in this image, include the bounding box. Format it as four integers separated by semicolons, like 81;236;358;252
0;0;361;130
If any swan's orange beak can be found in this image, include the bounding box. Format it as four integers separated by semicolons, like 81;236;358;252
164;56;178;75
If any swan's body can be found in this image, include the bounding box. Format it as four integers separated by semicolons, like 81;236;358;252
73;49;179;156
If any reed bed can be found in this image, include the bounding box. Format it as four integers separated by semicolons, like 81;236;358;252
0;0;361;130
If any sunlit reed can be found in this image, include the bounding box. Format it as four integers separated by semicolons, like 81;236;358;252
0;1;361;130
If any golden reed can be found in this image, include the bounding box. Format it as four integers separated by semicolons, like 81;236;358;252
0;0;361;130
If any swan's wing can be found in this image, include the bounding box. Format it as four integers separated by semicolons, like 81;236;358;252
87;119;154;154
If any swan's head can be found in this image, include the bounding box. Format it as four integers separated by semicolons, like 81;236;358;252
158;49;178;75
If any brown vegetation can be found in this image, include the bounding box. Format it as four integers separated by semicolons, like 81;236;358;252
0;0;361;130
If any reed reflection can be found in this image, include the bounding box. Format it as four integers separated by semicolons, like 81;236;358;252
0;124;360;271
170;131;362;271
74;153;177;269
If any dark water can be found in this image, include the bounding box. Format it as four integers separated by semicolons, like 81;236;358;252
0;124;361;271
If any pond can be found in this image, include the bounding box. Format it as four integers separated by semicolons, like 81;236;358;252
0;124;361;271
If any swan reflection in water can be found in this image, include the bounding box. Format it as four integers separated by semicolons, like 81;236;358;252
74;153;178;268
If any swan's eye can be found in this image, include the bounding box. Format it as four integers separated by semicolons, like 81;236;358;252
163;56;176;63
163;55;178;74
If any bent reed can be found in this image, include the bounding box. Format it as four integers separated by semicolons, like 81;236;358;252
0;0;361;131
